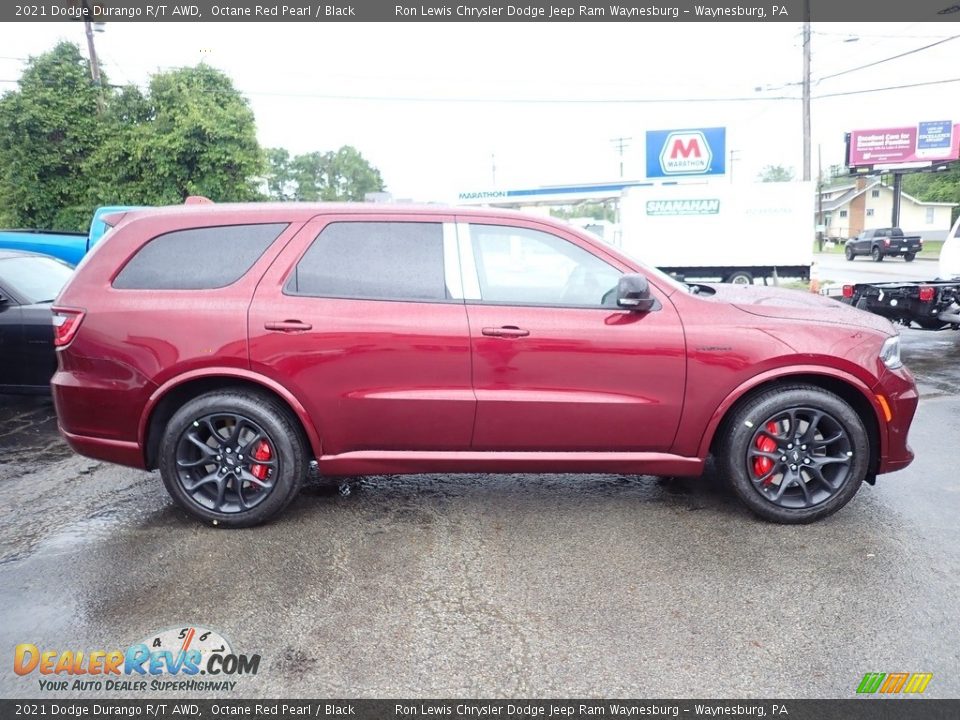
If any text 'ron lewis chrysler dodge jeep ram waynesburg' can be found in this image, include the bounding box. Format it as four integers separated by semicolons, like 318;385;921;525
51;203;918;526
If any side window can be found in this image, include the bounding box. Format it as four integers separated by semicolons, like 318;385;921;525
286;221;447;301
113;223;287;290
469;225;621;307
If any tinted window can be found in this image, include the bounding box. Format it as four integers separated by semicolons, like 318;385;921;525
470;225;620;307
286;222;446;301
0;256;73;304
113;224;287;290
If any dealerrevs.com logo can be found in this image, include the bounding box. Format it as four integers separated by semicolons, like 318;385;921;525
14;626;261;692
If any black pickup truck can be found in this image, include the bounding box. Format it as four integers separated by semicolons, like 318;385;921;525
844;228;923;262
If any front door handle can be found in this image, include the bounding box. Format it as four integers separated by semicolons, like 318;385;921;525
481;326;530;338
264;320;313;332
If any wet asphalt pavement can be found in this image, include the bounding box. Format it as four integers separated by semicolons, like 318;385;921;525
1;328;959;699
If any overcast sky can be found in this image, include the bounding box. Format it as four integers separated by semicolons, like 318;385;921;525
2;21;958;201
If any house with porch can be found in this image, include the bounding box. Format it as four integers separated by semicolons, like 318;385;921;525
818;178;956;241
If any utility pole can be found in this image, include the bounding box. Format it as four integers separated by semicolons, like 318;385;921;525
817;144;824;251
80;1;104;112
801;1;811;182
610;137;632;179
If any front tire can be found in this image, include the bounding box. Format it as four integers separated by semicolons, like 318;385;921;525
844;245;855;261
158;390;307;527
719;385;870;524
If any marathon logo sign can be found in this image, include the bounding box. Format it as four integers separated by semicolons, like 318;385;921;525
646;198;720;216
646;127;726;178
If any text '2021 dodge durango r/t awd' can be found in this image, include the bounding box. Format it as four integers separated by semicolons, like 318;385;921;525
51;204;918;526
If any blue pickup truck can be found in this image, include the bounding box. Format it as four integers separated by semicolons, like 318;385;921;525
0;206;134;265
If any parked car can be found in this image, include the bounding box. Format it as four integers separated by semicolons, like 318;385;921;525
51;204;918;527
0;205;135;265
0;250;74;393
844;228;923;262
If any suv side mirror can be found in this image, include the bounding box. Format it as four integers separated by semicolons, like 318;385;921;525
616;273;656;312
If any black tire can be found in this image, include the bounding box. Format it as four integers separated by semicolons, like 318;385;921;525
844;246;855;261
718;385;870;524
158;390;307;527
725;270;753;285
904;252;916;262
915;318;949;330
871;246;883;262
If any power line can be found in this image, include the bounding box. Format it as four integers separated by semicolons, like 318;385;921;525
815;35;959;83
813;77;960;99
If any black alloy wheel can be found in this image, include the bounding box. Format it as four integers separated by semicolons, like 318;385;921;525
174;413;278;514
159;390;307;527
720;385;869;523
744;407;853;510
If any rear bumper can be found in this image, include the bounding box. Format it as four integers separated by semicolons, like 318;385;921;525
58;426;146;469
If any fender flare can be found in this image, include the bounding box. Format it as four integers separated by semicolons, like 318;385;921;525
138;368;323;461
695;365;886;459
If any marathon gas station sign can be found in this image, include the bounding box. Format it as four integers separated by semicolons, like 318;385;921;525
848;121;960;167
645;127;726;178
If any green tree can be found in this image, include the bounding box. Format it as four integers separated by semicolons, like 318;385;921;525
903;165;960;224
263;147;294;201
88;64;263;205
757;164;796;183
0;42;103;229
550;202;615;222
269;145;384;201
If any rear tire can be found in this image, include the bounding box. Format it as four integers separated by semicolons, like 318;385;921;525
725;270;753;285
719;385;870;524
871;246;883;262
158;390;307;527
844;246;855;261
904;252;916;262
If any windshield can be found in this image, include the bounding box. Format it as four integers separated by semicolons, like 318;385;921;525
0;256;74;303
615;248;695;295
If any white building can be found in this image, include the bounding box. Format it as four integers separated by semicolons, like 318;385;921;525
818;178;956;241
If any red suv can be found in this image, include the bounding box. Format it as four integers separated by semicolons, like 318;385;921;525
51;204;917;526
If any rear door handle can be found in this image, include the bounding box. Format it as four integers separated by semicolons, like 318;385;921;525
481;326;530;338
264;320;313;332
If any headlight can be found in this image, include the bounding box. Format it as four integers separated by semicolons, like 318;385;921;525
880;335;902;370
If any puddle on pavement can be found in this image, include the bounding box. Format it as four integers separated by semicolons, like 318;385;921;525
32;510;126;555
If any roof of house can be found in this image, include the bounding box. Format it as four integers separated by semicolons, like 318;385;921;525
818;180;957;212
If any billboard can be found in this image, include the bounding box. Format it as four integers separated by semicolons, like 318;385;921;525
848;122;960;167
646;127;726;178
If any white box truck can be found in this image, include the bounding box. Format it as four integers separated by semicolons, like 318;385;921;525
617;182;814;284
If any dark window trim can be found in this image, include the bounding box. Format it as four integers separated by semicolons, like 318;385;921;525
465;298;660;312
281;290;463;305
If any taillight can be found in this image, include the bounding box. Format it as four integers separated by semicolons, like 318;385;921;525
842;285;854;298
883;238;891;246
51;307;85;347
918;286;935;303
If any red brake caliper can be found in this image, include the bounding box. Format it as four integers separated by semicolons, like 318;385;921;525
249;440;272;487
753;422;779;484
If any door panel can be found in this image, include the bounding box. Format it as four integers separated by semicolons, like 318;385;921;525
459;220;687;452
0;304;25;387
467;303;686;451
248;214;476;455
